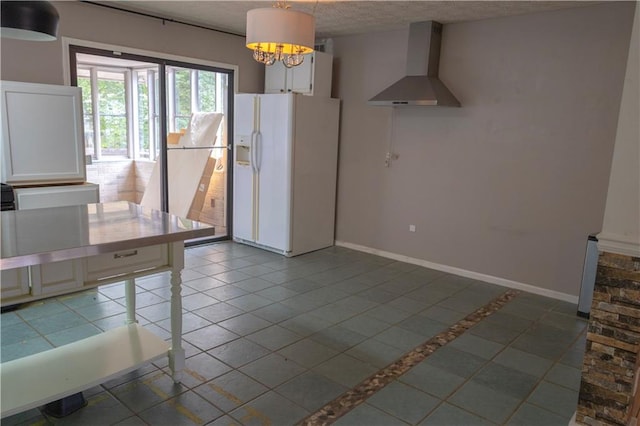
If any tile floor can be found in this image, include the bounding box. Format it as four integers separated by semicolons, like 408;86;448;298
1;242;588;425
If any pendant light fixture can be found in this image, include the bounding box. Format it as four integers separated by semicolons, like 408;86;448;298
246;1;315;68
1;1;60;42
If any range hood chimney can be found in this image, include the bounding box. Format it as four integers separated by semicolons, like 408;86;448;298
369;21;461;107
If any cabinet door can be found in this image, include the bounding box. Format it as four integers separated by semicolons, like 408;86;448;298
31;260;83;296
264;61;288;94
1;81;86;185
1;268;30;299
289;57;314;94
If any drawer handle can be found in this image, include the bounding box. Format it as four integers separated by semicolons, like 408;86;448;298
114;250;138;259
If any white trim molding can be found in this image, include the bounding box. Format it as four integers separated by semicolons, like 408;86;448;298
61;36;240;92
335;240;579;304
596;232;640;257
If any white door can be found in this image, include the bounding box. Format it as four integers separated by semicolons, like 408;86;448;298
254;94;293;252
233;94;257;242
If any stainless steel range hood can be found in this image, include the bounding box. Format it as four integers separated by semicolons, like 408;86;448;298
369;21;461;107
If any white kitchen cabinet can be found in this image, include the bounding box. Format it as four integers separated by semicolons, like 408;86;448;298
0;268;29;299
31;260;84;296
1;80;86;186
264;51;333;97
14;183;99;210
84;244;169;284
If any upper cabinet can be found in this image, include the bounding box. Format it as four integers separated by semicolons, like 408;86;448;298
265;51;333;97
1;81;86;186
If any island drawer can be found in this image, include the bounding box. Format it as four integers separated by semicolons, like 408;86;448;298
85;244;169;282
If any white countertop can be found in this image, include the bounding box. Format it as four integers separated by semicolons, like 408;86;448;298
0;201;214;270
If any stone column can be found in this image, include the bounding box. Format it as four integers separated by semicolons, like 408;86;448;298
576;252;640;425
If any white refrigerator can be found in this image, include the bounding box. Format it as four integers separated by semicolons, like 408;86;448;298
233;93;340;256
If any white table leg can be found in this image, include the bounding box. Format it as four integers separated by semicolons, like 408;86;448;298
168;267;184;383
124;278;137;324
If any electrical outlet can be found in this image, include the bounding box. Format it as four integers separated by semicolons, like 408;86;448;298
409;225;416;232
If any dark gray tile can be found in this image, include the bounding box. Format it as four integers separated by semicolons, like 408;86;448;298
239;353;306;388
374;326;426;351
138;390;222;425
400;363;466;399
420;402;495;425
334;403;408;426
448;333;504;359
276;371;347;411
346;338;405;368
203;284;248;301
472;362;539;399
1;322;39;346
507;402;568;426
526;381;579;418
192;302;244;323
493;347;554;378
470;320;522;344
184;352;232;382
449;381;521;424
44;391;134;425
368;381;440;424
423;346;488;378
218;313;271;336
310;325;367;352
16;301;70;321
183;324;239;351
278;338;339;368
193;370;268;412
340;314;389;337
229;391;308;426
208;338;270;368
110;371;187;413
397;315;447;338
46;323;102;347
246;325;302;351
544;363;582;391
313;354;378;387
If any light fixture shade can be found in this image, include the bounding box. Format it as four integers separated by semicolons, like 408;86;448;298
246;7;315;55
1;1;59;41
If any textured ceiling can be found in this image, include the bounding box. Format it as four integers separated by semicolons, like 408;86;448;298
95;1;597;39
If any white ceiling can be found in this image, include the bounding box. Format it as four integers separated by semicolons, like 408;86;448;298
96;1;597;39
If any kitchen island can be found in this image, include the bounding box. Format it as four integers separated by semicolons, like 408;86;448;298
0;201;214;418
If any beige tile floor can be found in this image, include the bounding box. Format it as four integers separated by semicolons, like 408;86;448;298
1;242;587;425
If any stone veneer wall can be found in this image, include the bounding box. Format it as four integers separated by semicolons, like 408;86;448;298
577;251;640;425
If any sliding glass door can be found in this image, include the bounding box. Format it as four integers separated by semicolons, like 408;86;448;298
69;46;234;243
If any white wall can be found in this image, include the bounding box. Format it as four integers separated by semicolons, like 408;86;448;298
598;5;640;257
0;1;263;93
332;2;636;298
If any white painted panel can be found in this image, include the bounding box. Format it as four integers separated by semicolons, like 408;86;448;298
14;183;99;210
255;94;293;252
1;81;85;185
0;324;169;418
233;94;257;242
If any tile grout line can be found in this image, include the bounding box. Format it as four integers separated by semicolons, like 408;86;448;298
298;289;520;426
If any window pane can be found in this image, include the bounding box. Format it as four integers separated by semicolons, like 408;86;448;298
97;72;127;156
100;115;127;155
198;71;216;112
174;69;191;118
137;71;150;159
77;76;93;113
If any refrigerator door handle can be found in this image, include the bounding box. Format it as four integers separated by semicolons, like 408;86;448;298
250;130;258;174
255;131;263;173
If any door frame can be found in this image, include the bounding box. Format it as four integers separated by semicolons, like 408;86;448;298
67;41;235;244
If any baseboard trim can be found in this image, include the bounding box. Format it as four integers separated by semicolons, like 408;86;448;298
335;240;579;304
596;232;640;257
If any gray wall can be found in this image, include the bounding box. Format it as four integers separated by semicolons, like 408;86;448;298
0;1;263;92
332;2;635;297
